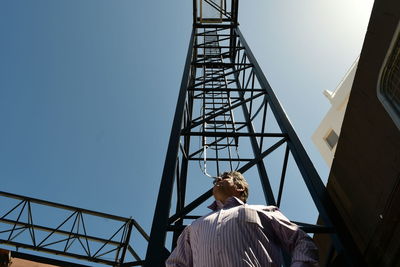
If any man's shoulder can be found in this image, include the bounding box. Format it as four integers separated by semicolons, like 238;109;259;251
244;204;279;213
190;210;217;225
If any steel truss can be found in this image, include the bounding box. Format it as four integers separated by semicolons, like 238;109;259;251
0;191;147;267
145;0;364;266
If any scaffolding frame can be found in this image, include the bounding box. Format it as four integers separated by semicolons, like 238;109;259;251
145;0;364;266
0;191;147;267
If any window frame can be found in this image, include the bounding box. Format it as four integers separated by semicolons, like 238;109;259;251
324;129;339;151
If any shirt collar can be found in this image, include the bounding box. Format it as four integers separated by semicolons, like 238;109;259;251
207;196;244;211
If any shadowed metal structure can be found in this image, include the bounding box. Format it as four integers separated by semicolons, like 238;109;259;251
0;191;148;267
145;0;364;266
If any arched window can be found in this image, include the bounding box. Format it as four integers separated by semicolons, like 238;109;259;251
378;22;400;129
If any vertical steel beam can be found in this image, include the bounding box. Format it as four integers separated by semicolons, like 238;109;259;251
234;27;365;266
119;220;133;265
172;135;192;246
144;29;195;267
232;69;276;205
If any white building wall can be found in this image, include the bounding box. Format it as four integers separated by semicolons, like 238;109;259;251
312;58;359;166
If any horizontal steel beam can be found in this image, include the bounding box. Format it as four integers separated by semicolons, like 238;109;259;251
186;92;265;131
11;251;93;267
188;157;252;161
193;62;252;68
168;189;213;224
0;191;130;222
189;88;264;92
0;217;123;246
194;24;236;29
2;240;117;266
182;132;286;138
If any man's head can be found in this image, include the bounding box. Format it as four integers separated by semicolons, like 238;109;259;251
212;171;249;203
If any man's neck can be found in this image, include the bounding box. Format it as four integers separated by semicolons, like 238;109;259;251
208;196;244;211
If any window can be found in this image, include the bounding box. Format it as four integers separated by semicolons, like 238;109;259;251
325;130;339;150
378;22;400;129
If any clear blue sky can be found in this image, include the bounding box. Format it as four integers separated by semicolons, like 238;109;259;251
0;0;373;264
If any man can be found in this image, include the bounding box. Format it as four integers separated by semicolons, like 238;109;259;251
166;171;319;267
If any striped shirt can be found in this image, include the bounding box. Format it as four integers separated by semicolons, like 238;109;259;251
166;197;319;267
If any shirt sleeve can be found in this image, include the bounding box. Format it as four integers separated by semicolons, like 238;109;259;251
165;226;193;267
259;207;319;267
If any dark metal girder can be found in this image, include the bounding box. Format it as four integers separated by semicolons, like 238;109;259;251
2;239;117;266
236;138;287;174
0;191;129;222
11;251;93;267
182;132;286;138
196;53;231;59
196;17;233;23
192;64;251;88
144;29;195;267
188;121;250;158
184;92;265;131
234;27;365;265
292;222;335;234
183;215;201;220
232;0;239;25
166;225;187;232
11;251;145;267
198;35;232;45
119;221;133;265
193;62;252;68
194;23;235;29
195;45;239;49
168;189;213;225
192;0;196;25
195;27;225;36
191;119;244;124
202;99;240;104
189;87;264;92
201;144;238;147
188;157;252;161
0;217;122;246
0;191;147;266
172;95;195;246
277;144;290;207
120;261;146;267
169;138;287;226
195;33;235;37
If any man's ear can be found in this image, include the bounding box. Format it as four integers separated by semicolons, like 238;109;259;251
235;187;245;193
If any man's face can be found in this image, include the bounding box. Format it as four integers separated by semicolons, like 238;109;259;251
212;175;241;203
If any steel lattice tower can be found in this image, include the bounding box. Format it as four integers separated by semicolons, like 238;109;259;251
145;1;364;266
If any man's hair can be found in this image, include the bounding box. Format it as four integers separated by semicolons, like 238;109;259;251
220;171;249;203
